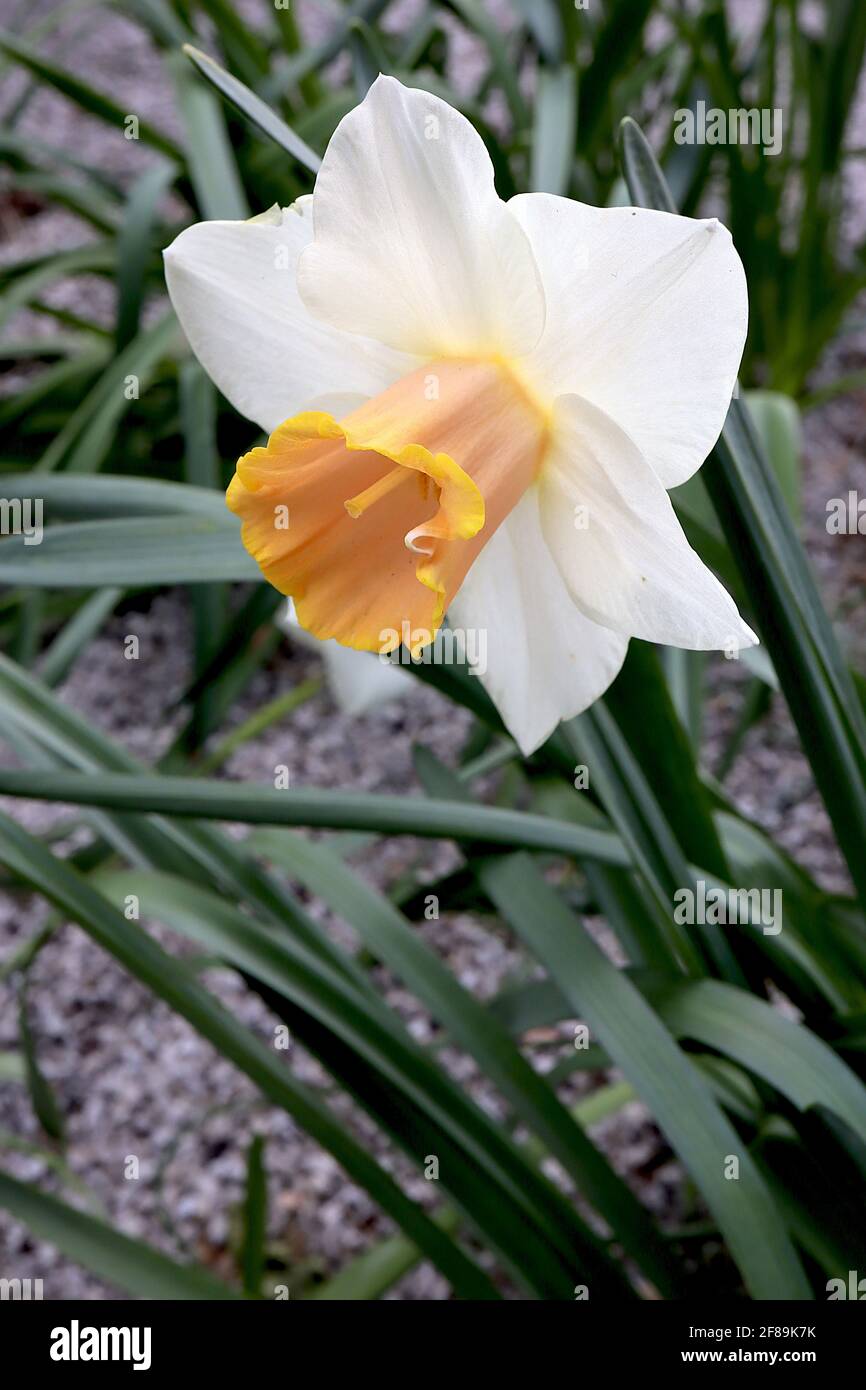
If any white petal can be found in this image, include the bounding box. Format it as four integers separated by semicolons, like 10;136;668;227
164;202;416;433
278;601;413;715
510;193;747;488
297;75;545;359
540;394;757;651
448;491;628;755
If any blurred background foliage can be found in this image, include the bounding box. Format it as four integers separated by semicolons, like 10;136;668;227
0;0;865;1301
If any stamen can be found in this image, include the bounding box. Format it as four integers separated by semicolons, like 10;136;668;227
345;464;421;519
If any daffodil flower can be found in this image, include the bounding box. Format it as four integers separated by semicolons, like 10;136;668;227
164;76;755;753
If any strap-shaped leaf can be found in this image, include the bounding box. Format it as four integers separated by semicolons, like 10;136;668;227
0;517;257;586
0;766;629;864
0;29;182;160
480;853;811;1300
0;472;229;521
90;866;626;1299
182;44;322;174
649;979;866;1146
0;1172;240;1299
0;813;497;1300
245;828;682;1295
618;116;866;911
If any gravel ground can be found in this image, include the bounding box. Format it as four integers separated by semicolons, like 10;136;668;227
0;0;865;1300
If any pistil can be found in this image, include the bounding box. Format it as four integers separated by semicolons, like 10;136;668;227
344;464;424;519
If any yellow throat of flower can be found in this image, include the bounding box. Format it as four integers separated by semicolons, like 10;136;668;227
226;357;550;656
